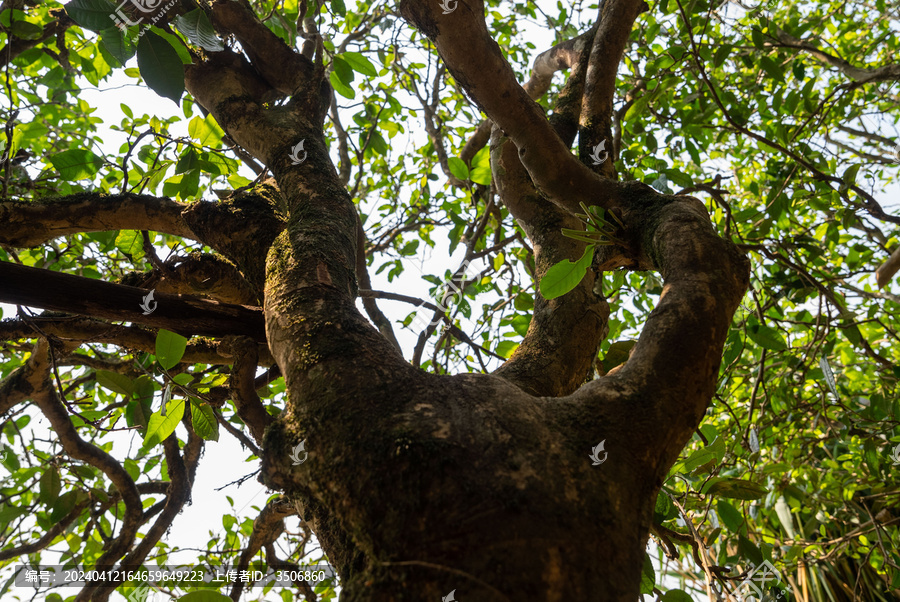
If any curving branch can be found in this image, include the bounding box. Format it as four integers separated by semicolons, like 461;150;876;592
225;336;275;444
397;0;617;215
25;340;144;583
576;192;750;464
460;24;598;164
490;127;610;396
229;496;296;600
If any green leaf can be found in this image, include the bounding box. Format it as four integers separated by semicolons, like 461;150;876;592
174;9;224;52
188;115;224;146
0;505;27;523
329;70;355;99
175;148;200;174
126;376;155;430
496;340;518;358
156;329;188;370
96;370;134;396
330;0;346;17
136;30;185;103
705;478;769;500
717;499;746;535
39;467;61;504
341;51;377;76
819;355;839;400
469;146;492;185
774;495;796;539
49;490;79;522
114;230;145;261
601;340;636;372
143;398;185;448
747;323;787;351
682;436;725;472
447;157;469;181
190;400;219;441
841;163;860;189
639;552;655;594
738;533;764;566
64;0;118;32
99;26;136;66
49;149;103;181
539;246;593;300
331;55;354;86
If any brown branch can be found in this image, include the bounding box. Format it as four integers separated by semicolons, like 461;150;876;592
208;0;316;96
398;0;617;215
0;194;194;248
0;8;73;68
579;0;646;178
124;252;261;306
0;500;89;561
356;220;402;352
229;496;296;600
490;125;610;396
0;262;266;342
875;245;900;288
0;315;275;367
772;28;900;84
225;336;275;444
26;340;143;575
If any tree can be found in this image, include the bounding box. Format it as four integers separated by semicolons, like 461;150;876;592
0;0;898;599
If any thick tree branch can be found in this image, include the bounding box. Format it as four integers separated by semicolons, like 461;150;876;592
579;0;646;178
0;194;193;247
123;252;261;306
578;191;750;467
208;0;316;96
0;262;266;342
0;316;274;367
491;127;610;396
459;24;597;165
398;0;617;214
